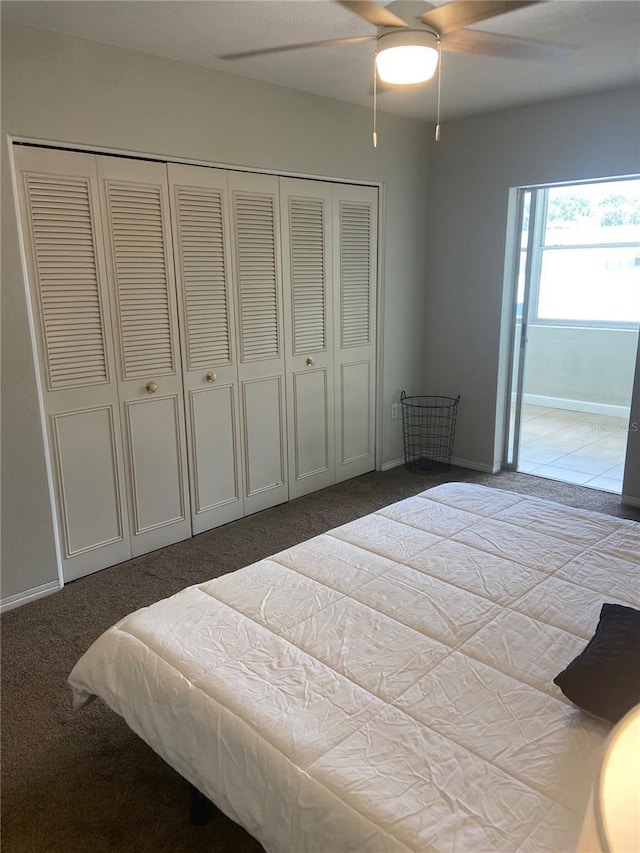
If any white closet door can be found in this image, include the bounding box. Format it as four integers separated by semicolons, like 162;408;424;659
97;156;191;556
332;184;378;482
168;163;244;534
14;146;132;581
229;171;288;514
280;178;335;498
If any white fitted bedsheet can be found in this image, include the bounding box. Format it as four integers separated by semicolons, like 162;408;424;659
68;483;640;852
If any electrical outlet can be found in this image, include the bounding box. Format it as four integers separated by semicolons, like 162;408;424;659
391;403;399;420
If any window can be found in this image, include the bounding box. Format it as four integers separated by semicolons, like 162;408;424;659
530;179;640;327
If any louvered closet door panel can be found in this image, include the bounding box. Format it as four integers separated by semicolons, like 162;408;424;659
13;146;131;582
280;177;335;499
168;163;244;534
97;156;191;556
332;183;378;482
229;170;288;514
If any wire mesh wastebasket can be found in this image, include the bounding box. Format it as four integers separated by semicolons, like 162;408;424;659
401;392;460;474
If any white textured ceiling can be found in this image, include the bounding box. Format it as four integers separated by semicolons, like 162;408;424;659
2;0;640;121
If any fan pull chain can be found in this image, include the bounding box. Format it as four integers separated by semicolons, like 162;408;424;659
372;48;378;148
435;37;442;142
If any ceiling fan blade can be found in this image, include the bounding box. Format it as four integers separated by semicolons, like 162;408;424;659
218;35;375;61
417;1;540;35
440;28;573;60
337;1;409;29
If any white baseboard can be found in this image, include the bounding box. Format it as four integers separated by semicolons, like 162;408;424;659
381;457;405;471
452;457;502;474
622;494;640;508
523;394;630;419
0;580;60;613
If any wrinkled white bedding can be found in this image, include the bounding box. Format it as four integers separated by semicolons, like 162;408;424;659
69;483;640;852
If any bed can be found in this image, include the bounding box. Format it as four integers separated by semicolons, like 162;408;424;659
68;483;640;852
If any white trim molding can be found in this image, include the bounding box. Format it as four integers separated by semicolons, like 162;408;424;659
523;393;631;419
452;457;502;474
0;580;61;614
621;493;640;508
380;456;404;471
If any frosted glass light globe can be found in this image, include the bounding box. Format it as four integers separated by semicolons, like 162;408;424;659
375;31;439;85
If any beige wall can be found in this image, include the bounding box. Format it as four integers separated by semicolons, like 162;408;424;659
525;325;639;409
1;23;431;601
424;86;640;492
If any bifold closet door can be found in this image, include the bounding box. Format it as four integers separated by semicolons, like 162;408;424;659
168;163;244;534
229;171;288;514
333;183;378;482
97;156;191;556
15;145;377;583
14;146;132;581
280;177;335;499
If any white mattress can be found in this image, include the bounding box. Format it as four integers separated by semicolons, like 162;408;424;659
68;483;640;852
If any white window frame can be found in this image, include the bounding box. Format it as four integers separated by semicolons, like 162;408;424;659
528;184;640;330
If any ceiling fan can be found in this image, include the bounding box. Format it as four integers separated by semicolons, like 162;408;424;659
218;1;569;77
218;1;569;142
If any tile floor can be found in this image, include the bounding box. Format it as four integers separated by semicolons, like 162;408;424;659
517;405;631;494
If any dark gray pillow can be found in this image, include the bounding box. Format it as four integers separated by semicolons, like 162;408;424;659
553;603;640;724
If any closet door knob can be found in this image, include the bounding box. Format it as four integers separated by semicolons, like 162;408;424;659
205;371;217;383
306;356;314;367
145;381;158;394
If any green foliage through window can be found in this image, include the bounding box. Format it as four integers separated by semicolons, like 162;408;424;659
546;191;640;228
598;195;640;227
547;195;591;225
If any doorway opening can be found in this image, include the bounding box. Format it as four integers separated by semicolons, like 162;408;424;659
504;177;640;493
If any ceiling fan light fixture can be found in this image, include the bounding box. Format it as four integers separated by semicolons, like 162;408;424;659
375;30;439;85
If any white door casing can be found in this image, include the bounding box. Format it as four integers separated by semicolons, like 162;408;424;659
229;170;288;514
168;163;244;534
280;177;335;499
13;146;132;581
97;155;191;556
333;184;378;482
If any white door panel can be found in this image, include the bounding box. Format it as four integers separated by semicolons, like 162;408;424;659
188;384;241;531
125;395;187;543
230;170;288;513
98;156;191;554
167;163;244;533
339;360;372;465
292;368;330;481
333;184;378;482
51;406;125;558
241;375;287;509
14;146;132;582
280;177;335;498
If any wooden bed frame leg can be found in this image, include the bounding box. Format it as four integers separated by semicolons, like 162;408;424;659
188;781;215;826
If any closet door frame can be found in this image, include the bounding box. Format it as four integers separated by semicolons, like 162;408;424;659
10;135;385;591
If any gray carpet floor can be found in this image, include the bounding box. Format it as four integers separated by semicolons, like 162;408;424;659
2;468;639;852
